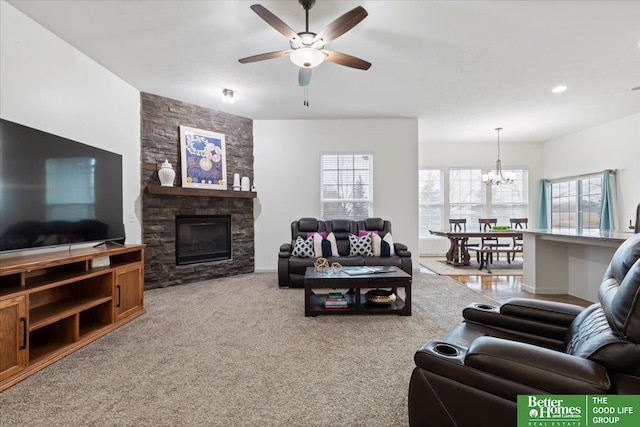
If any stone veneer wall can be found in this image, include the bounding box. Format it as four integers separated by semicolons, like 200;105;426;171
141;92;254;289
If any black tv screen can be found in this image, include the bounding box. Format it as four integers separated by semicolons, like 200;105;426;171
0;118;125;252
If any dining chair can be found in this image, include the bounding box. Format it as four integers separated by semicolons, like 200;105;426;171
509;218;528;260
478;218;509;262
448;218;467;232
449;218;480;262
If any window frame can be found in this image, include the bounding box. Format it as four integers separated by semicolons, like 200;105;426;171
419;169;445;238
320;153;374;221
549;173;602;230
419;166;529;235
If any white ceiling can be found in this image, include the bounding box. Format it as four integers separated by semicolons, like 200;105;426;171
7;0;640;145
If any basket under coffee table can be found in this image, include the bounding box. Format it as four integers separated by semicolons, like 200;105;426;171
304;266;412;317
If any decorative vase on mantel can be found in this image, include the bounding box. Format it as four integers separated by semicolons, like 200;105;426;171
158;160;176;186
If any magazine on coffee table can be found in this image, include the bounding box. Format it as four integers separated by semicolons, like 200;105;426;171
342;266;395;276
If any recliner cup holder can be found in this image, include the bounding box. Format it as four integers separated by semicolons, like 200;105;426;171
433;343;460;357
475;304;495;310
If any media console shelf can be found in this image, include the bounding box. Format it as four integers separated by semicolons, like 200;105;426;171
0;244;145;391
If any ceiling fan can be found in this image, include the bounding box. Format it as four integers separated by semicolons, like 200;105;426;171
238;0;371;92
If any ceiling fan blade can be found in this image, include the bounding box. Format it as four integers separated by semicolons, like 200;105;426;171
298;68;312;87
322;50;371;70
312;6;367;45
238;50;291;64
250;4;299;41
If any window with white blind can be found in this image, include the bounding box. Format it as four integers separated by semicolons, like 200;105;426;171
321;154;372;221
419;169;444;237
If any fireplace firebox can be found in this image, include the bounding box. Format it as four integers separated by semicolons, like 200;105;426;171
175;215;231;266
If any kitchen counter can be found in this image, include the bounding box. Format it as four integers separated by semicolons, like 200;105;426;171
522;229;634;302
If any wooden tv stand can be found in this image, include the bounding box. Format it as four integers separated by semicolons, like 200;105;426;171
0;244;145;392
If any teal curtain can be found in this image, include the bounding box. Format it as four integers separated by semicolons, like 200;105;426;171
599;169;618;230
537;179;550;229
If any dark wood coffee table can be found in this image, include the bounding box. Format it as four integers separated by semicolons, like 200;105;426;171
304;266;412;317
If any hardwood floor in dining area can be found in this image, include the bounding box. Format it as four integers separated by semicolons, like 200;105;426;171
450;274;592;307
420;261;592;307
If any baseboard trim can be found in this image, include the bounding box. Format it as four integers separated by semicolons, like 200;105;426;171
521;283;566;294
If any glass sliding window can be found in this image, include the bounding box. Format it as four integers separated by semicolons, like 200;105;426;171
551;181;577;228
321;154;373;221
490;169;528;225
449;169;484;228
581;176;602;229
550;174;602;230
419;169;444;237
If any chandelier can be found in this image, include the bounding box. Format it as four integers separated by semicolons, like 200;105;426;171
482;127;514;186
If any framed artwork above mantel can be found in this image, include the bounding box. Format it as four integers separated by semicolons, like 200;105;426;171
179;125;227;190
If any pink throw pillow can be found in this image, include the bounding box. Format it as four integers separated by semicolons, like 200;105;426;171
357;230;379;237
306;231;327;239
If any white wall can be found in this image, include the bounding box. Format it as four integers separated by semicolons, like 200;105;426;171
0;1;141;251
253;119;419;271
418;135;544;255
542;112;640;231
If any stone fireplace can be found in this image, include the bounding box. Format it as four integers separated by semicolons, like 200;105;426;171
141;92;254;289
175;215;231;266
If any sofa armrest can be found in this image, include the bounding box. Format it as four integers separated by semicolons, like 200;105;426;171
394;242;407;251
394;243;411;258
462;299;585;343
499;298;585;325
466;336;610;394
279;243;292;258
393;243;409;252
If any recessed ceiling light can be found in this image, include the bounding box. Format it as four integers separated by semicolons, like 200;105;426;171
552;85;567;93
222;88;235;104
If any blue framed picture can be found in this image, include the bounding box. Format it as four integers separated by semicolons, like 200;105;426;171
179;125;227;190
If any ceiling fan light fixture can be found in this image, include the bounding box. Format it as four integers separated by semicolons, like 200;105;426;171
299;32;315;44
290;47;324;68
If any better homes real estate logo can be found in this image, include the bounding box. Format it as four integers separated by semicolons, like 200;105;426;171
518;395;640;427
520;395;583;425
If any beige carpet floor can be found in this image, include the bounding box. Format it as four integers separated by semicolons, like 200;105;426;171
0;272;496;427
420;257;523;276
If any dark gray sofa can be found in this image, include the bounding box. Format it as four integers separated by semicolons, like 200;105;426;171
408;232;640;426
278;217;412;288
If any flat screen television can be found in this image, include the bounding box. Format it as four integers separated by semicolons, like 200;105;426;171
0;118;125;253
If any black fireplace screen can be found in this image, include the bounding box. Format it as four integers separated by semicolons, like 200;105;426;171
175;215;231;265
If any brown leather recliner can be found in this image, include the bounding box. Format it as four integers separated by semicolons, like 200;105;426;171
408;233;640;426
278;217;412;288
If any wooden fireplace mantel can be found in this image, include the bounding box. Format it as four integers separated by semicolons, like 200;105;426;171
145;184;257;199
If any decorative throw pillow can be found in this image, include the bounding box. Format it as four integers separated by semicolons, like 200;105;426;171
313;232;337;257
326;232;339;256
321;239;332;257
292;236;315;258
357;229;379;237
348;234;373;257
381;233;395;257
371;233;382;256
372;233;395;257
306;231;327;239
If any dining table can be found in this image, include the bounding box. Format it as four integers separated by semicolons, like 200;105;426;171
429;229;523;266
